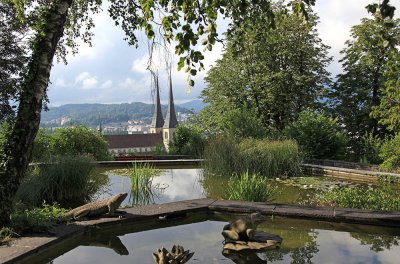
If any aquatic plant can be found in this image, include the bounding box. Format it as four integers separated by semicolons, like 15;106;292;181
15;156;108;207
204;137;303;178
317;186;400;211
129;163;164;206
225;171;274;202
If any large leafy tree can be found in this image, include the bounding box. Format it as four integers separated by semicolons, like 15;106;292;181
330;1;400;142
0;0;316;225
201;3;331;132
370;51;400;132
0;2;27;122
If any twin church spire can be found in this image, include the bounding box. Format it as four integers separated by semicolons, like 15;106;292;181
150;72;178;144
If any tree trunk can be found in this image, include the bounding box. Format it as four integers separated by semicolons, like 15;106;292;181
0;0;73;225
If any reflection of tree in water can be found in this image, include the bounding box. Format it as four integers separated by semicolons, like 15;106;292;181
351;233;400;252
260;241;318;264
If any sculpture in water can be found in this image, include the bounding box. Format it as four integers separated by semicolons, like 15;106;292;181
153;245;194;264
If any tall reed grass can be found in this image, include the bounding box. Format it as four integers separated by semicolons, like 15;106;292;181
129;163;162;206
16;156;107;208
225;171;274;202
204;137;303;178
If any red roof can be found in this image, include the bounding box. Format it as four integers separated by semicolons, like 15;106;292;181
104;134;163;149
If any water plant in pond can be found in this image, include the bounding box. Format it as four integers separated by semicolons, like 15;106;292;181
129;163;166;206
225;171;275;202
15;156;108;208
204;137;303;178
316;186;400;211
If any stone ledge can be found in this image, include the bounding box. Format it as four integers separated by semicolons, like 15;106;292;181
2;198;400;264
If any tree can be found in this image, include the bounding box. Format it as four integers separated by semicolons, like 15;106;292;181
370;51;400;132
284;110;347;159
330;2;400;143
169;125;205;158
202;3;331;131
0;0;315;224
0;2;27;122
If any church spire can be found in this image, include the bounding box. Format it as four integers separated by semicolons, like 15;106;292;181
164;71;178;129
150;73;164;130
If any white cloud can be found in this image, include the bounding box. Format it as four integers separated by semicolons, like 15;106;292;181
101;80;113;89
54;78;68;87
75;72;98;89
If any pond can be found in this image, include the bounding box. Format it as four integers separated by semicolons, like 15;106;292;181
93;167;392;206
25;214;400;264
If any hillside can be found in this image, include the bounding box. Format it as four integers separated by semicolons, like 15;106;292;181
41;102;190;127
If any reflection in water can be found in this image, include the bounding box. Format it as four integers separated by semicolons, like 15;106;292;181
34;216;400;264
82;234;129;255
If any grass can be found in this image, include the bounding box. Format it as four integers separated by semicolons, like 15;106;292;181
15;155;108;208
129;163;163;206
316;186;400;211
225;171;275;202
1;203;67;245
204;137;303;178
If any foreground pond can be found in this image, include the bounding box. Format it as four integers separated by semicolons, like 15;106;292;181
28;215;400;264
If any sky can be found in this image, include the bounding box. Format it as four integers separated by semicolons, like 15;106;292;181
48;0;400;106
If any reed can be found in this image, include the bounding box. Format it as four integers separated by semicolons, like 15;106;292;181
129;163;161;206
16;156;107;208
225;171;274;202
204;137;303;178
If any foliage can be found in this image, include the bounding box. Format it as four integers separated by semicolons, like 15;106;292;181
204;137;303;178
169;125;205;158
225;171;274;202
32;126;112;161
0;1;27;122
317;186;400;211
284;110;347;159
330;4;400;142
356;132;384;164
0;227;15;244
378;174;400;184
370;51;400;132
129;163;162;206
10;202;67;233
379;133;400;172
15;156;107;207
202;3;331;131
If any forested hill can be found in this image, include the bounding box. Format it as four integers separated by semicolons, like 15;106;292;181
40;102;190;127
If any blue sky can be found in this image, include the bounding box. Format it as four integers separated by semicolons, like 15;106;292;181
48;0;400;106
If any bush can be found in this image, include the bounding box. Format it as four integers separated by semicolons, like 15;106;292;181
284;110;347;159
32;126;111;162
356;132;384;164
10;203;67;233
169;125;205;158
15;156;108;207
225;171;274;202
204;137;303;177
380;133;400;172
317;187;400;211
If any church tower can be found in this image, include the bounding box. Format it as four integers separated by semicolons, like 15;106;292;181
163;73;178;151
149;74;164;134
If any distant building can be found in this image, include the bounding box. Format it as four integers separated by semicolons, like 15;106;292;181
104;134;163;155
103;73;178;155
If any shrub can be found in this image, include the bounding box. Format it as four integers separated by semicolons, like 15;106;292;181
10;203;67;233
204;137;302;177
380;133;400;173
225;171;274;202
356;132;384;164
284;110;347;159
15;156;107;207
169;125;205;158
317;187;400;211
32;125;112;161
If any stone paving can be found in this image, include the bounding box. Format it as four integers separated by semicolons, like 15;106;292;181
2;198;400;263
